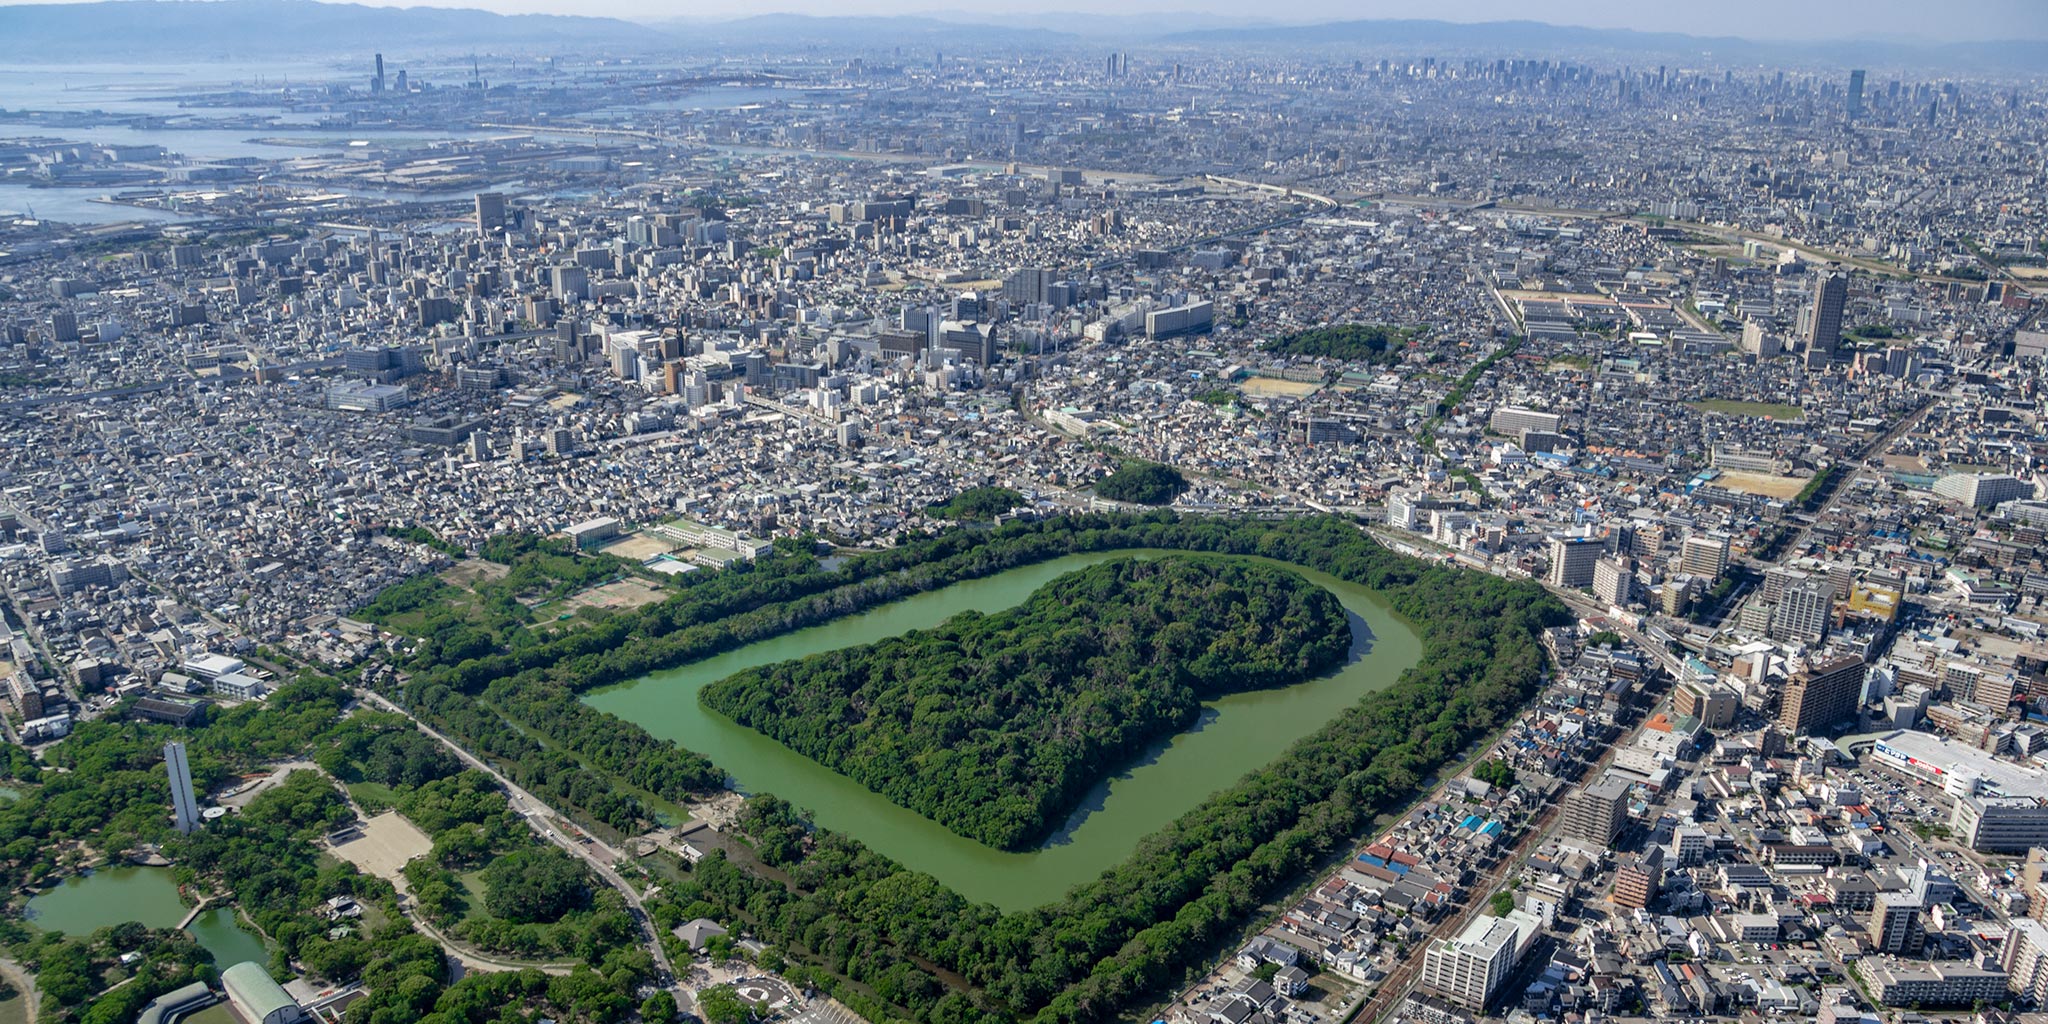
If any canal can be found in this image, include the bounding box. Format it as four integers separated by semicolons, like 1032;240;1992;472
24;866;268;968
585;551;1421;910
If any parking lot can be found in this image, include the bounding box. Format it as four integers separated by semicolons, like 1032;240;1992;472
784;996;866;1024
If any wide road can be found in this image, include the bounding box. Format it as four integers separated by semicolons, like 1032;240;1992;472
1763;393;1937;568
1356;630;1675;1024
354;688;687;1004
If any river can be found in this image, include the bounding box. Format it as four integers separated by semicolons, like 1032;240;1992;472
24;866;269;967
585;551;1421;910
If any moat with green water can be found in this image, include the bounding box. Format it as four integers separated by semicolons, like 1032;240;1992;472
585;551;1422;909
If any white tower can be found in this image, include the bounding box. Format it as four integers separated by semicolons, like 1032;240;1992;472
165;741;199;835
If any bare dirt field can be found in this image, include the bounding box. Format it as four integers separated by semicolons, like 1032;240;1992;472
566;578;669;612
328;811;433;889
441;560;509;588
219;761;320;809
1241;377;1322;397
1716;471;1810;499
598;533;678;561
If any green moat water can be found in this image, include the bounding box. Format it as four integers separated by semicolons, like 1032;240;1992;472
586;551;1422;910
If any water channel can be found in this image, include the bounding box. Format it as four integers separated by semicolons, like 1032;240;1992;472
585;551;1421;910
24;866;269;967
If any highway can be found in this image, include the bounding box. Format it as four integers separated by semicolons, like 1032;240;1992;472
355;687;688;1005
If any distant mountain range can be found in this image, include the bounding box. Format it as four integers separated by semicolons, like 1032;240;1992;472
0;0;651;60
1153;18;2048;70
0;0;2040;68
656;13;1078;50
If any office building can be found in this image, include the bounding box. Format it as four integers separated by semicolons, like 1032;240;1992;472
475;192;506;236
1547;536;1602;589
1848;69;1866;119
1932;473;2034;508
50;309;78;343
1952;795;2048;852
1420;912;1539;1011
550;265;589;302
1779;654;1867;734
1806;273;1847;356
1562;775;1630;846
1002;266;1049;305
165;741;200;835
1679;533;1730;581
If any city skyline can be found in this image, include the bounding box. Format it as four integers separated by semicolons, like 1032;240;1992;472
0;0;2045;43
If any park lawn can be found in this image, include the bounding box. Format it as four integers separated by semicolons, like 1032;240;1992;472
1689;399;1805;421
0;991;26;1024
181;1004;238;1024
347;781;401;813
455;870;492;923
375;588;488;637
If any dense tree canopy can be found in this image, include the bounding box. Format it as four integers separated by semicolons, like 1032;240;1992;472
480;847;592;924
367;512;1568;1024
930;487;1028;521
1092;462;1188;505
705;557;1351;849
1261;323;1414;363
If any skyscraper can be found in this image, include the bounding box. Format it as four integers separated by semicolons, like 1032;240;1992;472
1806;273;1847;356
165;741;200;835
1847;69;1866;120
373;53;385;95
475;192;506;237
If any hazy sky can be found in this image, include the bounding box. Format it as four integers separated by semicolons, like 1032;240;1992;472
4;0;2046;41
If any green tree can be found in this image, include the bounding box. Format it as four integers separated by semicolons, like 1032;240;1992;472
480;848;590;924
697;985;751;1024
1094;461;1189;505
642;991;679;1021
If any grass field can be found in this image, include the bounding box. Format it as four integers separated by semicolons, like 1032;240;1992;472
1689;399;1805;421
455;870;491;922
179;1005;238;1024
346;781;400;813
0;991;27;1024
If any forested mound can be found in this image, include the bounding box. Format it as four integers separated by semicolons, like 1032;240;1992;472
702;557;1351;849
